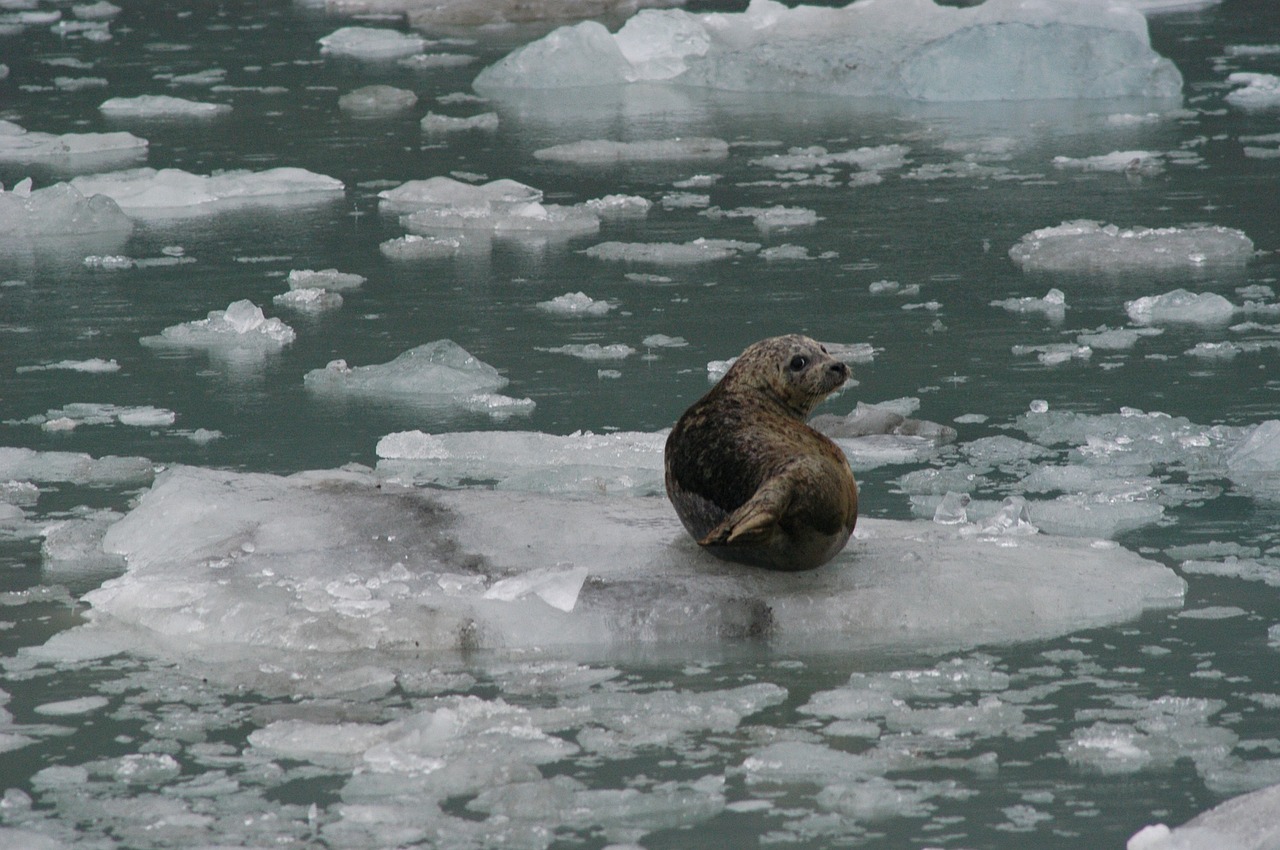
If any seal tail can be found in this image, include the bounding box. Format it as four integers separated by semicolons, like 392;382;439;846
699;495;782;548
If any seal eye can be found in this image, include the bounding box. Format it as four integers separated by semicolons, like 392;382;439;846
788;355;809;372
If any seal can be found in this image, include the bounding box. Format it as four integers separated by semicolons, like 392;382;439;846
664;334;858;571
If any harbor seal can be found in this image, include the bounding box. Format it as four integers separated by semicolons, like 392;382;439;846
664;334;858;571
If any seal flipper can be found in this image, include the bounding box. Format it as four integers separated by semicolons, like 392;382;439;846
698;478;790;548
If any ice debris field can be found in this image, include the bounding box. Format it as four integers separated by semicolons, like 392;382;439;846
4;0;1280;847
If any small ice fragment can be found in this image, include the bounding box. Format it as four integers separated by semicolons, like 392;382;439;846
991;288;1067;321
1125;289;1236;325
420;112;498;132
641;334;687;348
933;491;971;525
140;300;295;351
338;85;418;114
99;95;231;118
1226;73;1280;109
537;343;636;360
582;238;760;264
287;268;365;291
274;287;343;312
535;292;615;317
318;27;426;61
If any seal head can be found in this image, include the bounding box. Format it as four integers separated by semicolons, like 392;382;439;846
664;334;859;571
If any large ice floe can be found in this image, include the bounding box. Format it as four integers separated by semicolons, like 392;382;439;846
0;178;132;242
473;0;1183;102
34;461;1184;686
303;340;535;418
67;167;344;217
378;176;603;242
140;300;296;359
0;120;147;170
1009;220;1255;272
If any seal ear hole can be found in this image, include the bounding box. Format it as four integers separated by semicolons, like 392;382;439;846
788;354;809;372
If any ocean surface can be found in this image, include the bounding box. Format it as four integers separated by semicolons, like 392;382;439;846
3;0;1280;847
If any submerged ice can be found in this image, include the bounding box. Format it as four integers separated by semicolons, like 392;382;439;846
474;0;1183;102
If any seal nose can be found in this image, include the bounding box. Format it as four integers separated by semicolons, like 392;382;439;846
829;361;849;379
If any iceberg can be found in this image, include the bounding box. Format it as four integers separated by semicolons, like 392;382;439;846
474;0;1183;102
68;167;344;217
140;299;296;354
99;95;231;119
41;462;1184;684
1128;782;1280;850
0;179;132;241
0;120;146;170
1009;221;1255;272
303;340;534;417
318;26;426;60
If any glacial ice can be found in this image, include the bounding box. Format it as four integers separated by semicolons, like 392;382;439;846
0;179;132;240
11;403;177;432
68;167;344;217
537;343;637;360
582;238;761;264
419;112;499;133
378;233;467;261
535;292;616;316
318;27;426;61
274;287;343;312
286;268;366;291
1126;289;1237;325
1128;783;1280;850
32;462;1185;685
1009;221;1255;272
140;300;296;354
473;0;1183;102
0;120;147;169
15;357;120;374
99;95;231;119
0;447;153;487
991;288;1067;322
380;176;600;237
338;85;418;115
533;137;729;164
303;340;534;417
1226;73;1280;109
1052;150;1163;174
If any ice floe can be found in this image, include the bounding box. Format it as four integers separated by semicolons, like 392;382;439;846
15;358;120;374
1128;783;1280;850
318;27;426;61
701;205;821;231
11;403;176;432
99;95;231;119
29;462;1185;684
1226;73;1280;109
533;137;729;163
1052;149;1164;175
1125;289;1237;325
303;340;534;417
1009;221;1255;272
0;120;146;170
0;447;153;487
582;238;760;264
140;300;296;356
68;167;344;217
419;111;499;132
536;343;636;360
0;179;132;244
338;85;418;115
474;0;1182;102
991;289;1067;321
380;176;600;238
535;292;616;316
273;287;343;312
286;268;366;291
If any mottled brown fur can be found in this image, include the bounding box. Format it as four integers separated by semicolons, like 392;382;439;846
664;334;859;571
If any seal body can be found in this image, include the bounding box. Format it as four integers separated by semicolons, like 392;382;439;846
664;334;858;571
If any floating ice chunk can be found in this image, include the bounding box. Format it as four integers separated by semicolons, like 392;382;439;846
318;27;426;60
1077;326;1164;350
537;343;636;360
1029;495;1164;537
99;95;231;118
375;429;665;495
286;268;366;291
1127;783;1280;850
1009;221;1255;272
583;194;651;218
1125;289;1236;325
338;85;418;114
0;119;147;169
11;401;172;432
751;144;910;173
273;287;343;312
0;180;132;240
1052;150;1163;174
33;696;109;716
662;191;709;209
0;447;153;486
812;401;956;446
379;233;466;261
69;167;344;217
533;137;729;164
761;244;832;261
381;176;598;237
72;1;121;20
15;357;119;373
400;52;477;69
536;292;616;316
475;0;1182;101
484;565;590;612
420;111;498;132
1226;73;1280;109
991;288;1066;321
582;238;760;264
702;205;821;231
45;464;1185;681
303;340;518;407
1011;343;1092;365
141;300;295;353
641;334;686;348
